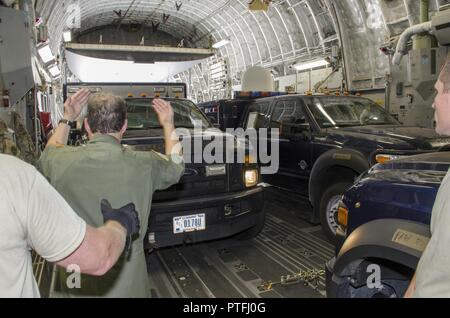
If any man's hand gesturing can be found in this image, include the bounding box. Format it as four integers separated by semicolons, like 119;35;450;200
64;89;91;121
153;99;175;129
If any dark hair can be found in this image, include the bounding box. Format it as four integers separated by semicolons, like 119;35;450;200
440;52;450;93
87;93;127;134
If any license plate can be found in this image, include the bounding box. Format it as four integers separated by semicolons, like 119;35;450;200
173;214;206;234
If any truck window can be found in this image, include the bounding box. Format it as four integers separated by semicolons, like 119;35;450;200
127;98;211;130
270;100;307;131
305;97;399;128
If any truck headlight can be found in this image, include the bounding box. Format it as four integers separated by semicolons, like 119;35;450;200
245;169;259;188
375;154;405;164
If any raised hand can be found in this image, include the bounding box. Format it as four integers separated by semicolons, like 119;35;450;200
152;99;175;129
64;89;91;121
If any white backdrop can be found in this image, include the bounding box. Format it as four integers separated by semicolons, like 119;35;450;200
66;51;205;83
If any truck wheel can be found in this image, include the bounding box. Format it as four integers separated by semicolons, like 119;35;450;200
235;210;266;240
334;278;409;298
319;182;352;244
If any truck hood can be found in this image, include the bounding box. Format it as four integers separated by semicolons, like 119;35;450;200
123;128;234;140
330;125;449;151
367;151;450;184
123;128;238;154
343;151;450;235
121;128;251;201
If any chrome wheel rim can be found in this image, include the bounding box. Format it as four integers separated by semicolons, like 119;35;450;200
326;195;342;235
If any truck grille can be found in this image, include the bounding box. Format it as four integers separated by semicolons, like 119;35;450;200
154;163;229;201
122;136;246;202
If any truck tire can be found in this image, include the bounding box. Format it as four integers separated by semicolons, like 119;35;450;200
235;209;266;240
319;182;352;244
334;278;409;298
332;261;411;298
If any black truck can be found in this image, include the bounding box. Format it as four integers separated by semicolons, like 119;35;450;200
197;93;285;131
202;93;447;243
197;99;250;131
63;83;266;249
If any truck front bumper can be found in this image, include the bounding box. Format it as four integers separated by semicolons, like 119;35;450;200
148;186;265;248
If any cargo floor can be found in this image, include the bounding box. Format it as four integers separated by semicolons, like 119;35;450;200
146;189;334;298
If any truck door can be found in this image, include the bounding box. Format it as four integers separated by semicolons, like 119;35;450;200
266;98;312;197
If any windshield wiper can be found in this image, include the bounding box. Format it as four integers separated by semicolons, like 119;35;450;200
129;125;208;130
336;123;363;128
175;125;198;129
364;122;393;126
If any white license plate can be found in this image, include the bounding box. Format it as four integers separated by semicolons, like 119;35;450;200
173;214;206;234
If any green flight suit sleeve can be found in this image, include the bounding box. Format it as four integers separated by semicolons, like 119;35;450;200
150;152;185;191
38;146;77;179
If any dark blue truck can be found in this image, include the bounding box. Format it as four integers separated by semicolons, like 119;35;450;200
326;150;450;298
200;93;448;243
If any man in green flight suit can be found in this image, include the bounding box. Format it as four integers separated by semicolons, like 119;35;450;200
39;89;185;298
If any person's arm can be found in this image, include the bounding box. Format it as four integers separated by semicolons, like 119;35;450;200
151;99;185;190
404;273;417;298
56;200;139;276
57;222;126;276
152;99;182;157
46;89;90;149
27;172;139;277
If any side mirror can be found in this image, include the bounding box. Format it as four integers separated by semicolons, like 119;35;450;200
291;123;311;134
283;123;311;141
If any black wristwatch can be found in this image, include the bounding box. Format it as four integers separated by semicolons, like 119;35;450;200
59;118;75;127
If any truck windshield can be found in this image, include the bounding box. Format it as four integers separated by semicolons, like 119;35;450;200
306;97;399;128
126;98;212;130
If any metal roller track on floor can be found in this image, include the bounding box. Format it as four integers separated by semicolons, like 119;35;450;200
147;200;335;299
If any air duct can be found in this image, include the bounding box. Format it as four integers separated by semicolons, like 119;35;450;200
393;5;450;66
392;21;433;65
420;0;429;23
413;0;434;49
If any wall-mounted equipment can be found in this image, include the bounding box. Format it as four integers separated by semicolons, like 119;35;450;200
393;8;450;66
408;47;448;100
0;7;34;107
432;9;450;46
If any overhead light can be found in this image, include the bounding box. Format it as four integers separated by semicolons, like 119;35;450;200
211;72;226;80
48;64;61;77
63;30;72;42
293;59;330;71
37;44;55;64
211;67;227;75
212;39;230;49
210;63;226;72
